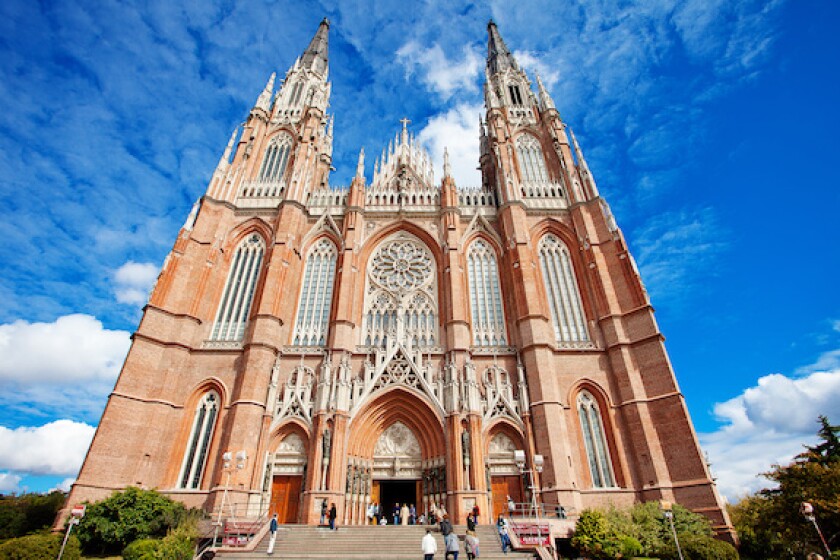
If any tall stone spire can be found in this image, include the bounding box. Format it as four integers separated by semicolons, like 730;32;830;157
255;72;275;111
301;18;330;76
535;72;555;111
487;20;518;75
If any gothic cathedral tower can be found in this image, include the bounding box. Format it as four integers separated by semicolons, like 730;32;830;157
63;20;734;539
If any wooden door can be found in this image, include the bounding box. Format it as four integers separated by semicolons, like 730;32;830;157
491;475;523;519
270;475;302;523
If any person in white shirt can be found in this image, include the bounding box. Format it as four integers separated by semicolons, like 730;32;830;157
422;529;438;560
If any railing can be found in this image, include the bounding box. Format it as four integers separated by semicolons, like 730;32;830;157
458;186;497;213
308;186;349;211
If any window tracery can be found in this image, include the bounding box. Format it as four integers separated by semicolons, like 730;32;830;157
537;234;589;346
178;391;219;489
257;133;293;182
293;238;337;346
211;234;264;341
362;233;438;348
577;391;616;488
467;239;507;346
516;134;550;183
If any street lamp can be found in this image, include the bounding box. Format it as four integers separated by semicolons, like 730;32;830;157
659;501;685;560
515;450;545;544
213;450;248;547
800;502;832;556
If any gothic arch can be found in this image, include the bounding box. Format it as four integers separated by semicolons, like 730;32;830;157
223;218;274;255
483;418;525;448
568;379;624;488
357;221;443;272
347;387;445;460
165;379;227;490
268;420;312;455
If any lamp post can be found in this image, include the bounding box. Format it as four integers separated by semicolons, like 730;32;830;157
800;502;832;556
514;450;545;545
659;500;684;560
213;450;248;547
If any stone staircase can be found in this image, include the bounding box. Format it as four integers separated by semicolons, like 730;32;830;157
215;524;537;560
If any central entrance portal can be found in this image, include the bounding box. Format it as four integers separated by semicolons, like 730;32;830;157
376;480;420;520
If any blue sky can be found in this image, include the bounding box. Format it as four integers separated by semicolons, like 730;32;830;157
0;0;838;500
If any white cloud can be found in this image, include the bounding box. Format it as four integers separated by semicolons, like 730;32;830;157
53;477;76;492
699;350;840;500
114;261;159;305
0;314;129;383
396;41;481;100
0;314;129;421
512;50;560;89
418;102;483;187
0;420;95;476
0;472;22;493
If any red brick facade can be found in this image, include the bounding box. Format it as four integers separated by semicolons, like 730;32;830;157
61;19;734;539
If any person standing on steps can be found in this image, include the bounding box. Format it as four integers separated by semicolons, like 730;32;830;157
465;530;479;559
393;502;401;525
328;502;337;530
421;528;437;560
444;529;460;560
320;499;328;525
266;513;278;555
401;502;410;525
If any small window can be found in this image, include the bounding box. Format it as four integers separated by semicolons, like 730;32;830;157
508;85;524;106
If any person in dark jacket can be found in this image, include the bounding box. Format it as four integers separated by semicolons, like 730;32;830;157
328;503;337;530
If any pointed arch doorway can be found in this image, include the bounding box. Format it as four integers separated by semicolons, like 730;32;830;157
346;388;448;524
371;422;423;523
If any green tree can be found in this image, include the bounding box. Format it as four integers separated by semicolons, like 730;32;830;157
74;487;191;555
0;491;67;539
571;509;613;558
729;416;840;558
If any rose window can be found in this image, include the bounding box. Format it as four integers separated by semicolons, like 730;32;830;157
370;240;432;292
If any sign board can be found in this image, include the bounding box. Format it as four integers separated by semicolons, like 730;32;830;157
510;521;551;547
70;505;86;518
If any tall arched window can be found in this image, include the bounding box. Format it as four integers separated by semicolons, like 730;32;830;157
293;238;338;346
258;133;293;182
516;134;549;183
178;391;219;489
211;234;265;341
467;239;507;346
577;391;615;488
538;234;589;345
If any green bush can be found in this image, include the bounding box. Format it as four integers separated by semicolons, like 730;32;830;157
0;532;80;560
154;523;196;560
74;487;191;555
123;538;160;560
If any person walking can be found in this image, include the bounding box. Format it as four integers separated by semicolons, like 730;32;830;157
497;514;511;554
401;502;410;525
506;495;515;516
421;528;437;560
465;530;480;559
367;501;376;525
444;530;460;560
466;512;476;532
328;502;337;530
471;505;480;525
439;513;453;537
266;513;278;555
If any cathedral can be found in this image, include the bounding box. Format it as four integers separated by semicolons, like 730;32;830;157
64;19;733;538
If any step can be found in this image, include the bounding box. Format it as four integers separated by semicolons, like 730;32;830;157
213;525;536;560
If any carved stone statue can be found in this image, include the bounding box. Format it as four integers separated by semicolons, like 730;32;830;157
461;429;471;464
322;427;332;463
